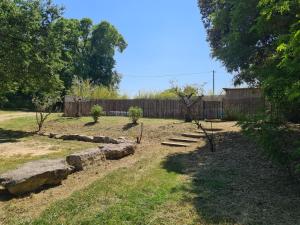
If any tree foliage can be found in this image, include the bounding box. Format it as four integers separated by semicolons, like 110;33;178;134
198;0;300;120
55;19;127;90
0;0;64;102
198;0;300;176
0;0;127;106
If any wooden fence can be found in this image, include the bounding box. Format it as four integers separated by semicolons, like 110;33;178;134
64;96;265;119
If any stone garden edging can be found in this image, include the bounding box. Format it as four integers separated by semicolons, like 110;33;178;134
0;138;136;196
39;132;125;144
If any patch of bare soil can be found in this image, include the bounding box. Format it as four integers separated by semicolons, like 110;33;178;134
0;141;59;157
0;112;35;122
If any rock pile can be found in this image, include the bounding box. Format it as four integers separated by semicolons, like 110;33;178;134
0;140;136;195
40;133;124;144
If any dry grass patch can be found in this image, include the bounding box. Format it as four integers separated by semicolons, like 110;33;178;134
1;113;298;225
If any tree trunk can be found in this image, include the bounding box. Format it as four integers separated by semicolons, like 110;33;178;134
185;107;193;122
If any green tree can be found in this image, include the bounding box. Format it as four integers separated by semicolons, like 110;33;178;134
198;0;300;176
53;18;93;90
0;0;64;105
0;1;127;108
198;0;300;120
53;19;127;90
88;21;127;88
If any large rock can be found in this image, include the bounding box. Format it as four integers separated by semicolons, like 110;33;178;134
100;142;136;160
0;184;6;195
0;159;73;195
66;148;106;171
61;134;94;142
93;136;122;144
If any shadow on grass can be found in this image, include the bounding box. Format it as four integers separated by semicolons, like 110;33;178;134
122;123;138;131
162;132;300;225
84;121;97;127
0;183;62;202
0;128;33;143
204;128;223;132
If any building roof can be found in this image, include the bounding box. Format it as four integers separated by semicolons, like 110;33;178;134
223;87;260;91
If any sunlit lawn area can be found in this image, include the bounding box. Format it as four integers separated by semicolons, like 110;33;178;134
0;113;299;225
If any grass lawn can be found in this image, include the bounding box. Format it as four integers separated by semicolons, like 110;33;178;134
0;113;299;225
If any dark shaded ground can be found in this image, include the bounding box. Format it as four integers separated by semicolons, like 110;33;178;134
0;129;33;143
122;122;139;131
84;121;97;127
163;132;300;225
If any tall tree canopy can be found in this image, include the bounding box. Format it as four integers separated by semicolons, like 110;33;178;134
0;0;127;106
0;0;64;102
55;19;127;90
198;0;299;119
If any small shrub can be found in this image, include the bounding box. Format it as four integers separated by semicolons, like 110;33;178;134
91;105;103;123
128;106;143;124
223;109;243;121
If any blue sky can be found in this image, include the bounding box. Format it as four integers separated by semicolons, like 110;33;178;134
54;0;237;96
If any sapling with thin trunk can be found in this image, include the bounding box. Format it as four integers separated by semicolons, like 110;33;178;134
32;94;61;133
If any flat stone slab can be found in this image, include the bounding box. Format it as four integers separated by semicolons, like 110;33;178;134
62;134;94;142
194;130;204;133
0;184;6;195
161;142;190;147
0;159;73;195
182;133;206;138
46;133;123;144
169;137;199;143
99;142;136;160
93;136;123;144
66;148;106;171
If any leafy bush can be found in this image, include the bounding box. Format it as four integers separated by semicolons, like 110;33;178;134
128;106;143;124
91;105;103;123
223;109;244;121
238;113;300;178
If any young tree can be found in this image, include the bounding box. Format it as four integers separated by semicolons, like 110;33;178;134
32;93;61;133
173;84;204;122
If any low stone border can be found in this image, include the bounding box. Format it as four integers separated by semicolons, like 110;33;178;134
0;159;73;195
0;140;136;196
39;132;125;144
66;142;136;171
